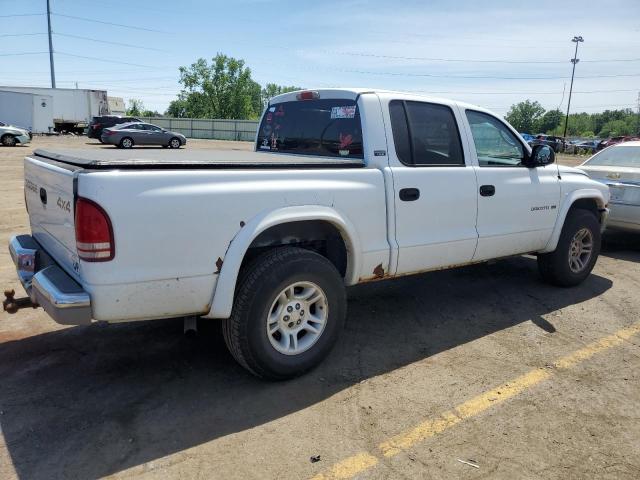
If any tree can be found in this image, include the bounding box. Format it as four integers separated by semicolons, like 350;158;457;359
536;109;563;134
599;119;632;137
505;100;545;133
142;110;161;117
166;97;189;118
126;98;145;116
260;83;301;107
176;54;262;119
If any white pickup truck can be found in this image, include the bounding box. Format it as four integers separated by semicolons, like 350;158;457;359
8;88;610;379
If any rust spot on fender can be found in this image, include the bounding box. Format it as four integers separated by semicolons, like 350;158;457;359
373;264;385;278
215;257;224;274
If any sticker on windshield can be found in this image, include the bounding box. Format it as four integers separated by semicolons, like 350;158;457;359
331;106;356;119
268;106;276;112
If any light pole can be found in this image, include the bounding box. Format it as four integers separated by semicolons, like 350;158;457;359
47;0;56;88
563;35;583;142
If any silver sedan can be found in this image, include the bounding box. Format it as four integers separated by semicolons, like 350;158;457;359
579;141;640;232
101;122;187;149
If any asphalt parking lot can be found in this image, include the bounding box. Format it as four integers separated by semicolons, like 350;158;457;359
1;137;639;480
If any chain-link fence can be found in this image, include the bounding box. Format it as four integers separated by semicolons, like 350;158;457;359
141;117;258;141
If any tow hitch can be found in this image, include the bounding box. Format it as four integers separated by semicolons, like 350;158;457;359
3;289;37;314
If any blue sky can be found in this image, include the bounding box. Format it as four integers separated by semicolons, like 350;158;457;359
2;0;639;116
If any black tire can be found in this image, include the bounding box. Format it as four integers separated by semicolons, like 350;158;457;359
119;137;134;149
223;247;346;380
538;209;601;287
169;137;181;149
1;134;17;147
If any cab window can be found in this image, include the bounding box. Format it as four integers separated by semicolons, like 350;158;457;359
465;110;524;166
389;100;464;166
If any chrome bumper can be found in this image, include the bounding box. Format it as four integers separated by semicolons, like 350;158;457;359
9;234;92;325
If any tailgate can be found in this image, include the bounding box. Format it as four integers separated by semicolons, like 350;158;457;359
24;156;80;279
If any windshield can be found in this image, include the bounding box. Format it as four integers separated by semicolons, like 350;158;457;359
585;146;640;168
256;98;363;159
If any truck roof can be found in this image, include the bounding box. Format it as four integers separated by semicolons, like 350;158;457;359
269;88;492;115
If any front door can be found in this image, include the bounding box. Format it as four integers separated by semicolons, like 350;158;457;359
388;99;479;275
463;110;560;261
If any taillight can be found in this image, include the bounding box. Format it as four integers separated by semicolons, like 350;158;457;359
104;130;115;135
75;197;114;261
296;90;320;101
93;123;101;129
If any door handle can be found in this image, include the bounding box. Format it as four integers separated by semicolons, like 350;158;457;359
399;188;420;201
479;185;495;197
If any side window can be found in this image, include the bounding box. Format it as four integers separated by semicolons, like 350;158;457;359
465;110;524;167
389;100;464;166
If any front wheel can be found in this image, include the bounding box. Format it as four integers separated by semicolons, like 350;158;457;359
538;210;601;287
169;137;181;149
223;247;346;380
1;134;17;147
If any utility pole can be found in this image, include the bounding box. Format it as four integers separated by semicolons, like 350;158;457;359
636;92;640;135
47;0;56;88
563;35;584;142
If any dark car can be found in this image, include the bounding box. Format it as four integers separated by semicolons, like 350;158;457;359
574;140;599;154
530;134;564;153
88;116;141;140
101;122;186;148
597;136;640;151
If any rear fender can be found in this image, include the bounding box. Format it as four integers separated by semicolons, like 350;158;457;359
204;205;361;319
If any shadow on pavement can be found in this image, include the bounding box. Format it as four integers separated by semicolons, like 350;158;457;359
0;256;612;479
601;231;640;263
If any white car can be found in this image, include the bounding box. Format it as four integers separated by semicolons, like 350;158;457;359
579;141;640;232
0;121;31;146
8;88;610;379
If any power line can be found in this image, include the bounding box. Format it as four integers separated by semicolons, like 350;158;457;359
53;32;166;52
55;51;170;68
0;32;46;37
0;13;44;18
321;50;640;65
0;51;48;57
51;12;167;33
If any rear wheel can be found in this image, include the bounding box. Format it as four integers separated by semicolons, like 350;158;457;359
538;210;601;287
169;137;181;149
120;137;134;149
223;247;346;380
1;134;17;147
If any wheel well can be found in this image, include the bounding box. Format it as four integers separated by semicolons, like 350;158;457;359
569;198;601;222
241;221;348;277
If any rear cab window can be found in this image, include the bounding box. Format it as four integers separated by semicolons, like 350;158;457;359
389;100;465;166
256;98;363;159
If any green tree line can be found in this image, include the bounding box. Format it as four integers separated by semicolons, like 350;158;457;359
505;100;639;138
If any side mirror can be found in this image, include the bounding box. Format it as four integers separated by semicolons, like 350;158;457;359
525;144;555;168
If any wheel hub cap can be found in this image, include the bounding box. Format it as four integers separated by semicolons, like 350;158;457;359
266;281;328;355
568;228;593;273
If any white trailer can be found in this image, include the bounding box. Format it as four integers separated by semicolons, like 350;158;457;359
0;86;110;133
0;90;54;133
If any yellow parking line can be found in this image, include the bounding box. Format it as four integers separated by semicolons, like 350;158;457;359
310;322;640;480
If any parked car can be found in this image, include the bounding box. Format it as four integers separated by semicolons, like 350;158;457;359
574;140;599;154
9;88;610;379
101;122;186;148
597;136;640;151
579;141;640;232
88;115;141;141
520;133;535;143
530;134;564;153
0;122;31;146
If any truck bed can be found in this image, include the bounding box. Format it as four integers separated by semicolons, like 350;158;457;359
33;148;365;170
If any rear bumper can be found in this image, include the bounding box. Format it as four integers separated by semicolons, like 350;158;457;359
9;234;92;325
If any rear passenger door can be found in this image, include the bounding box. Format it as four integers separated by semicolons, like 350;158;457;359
388;100;479;275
